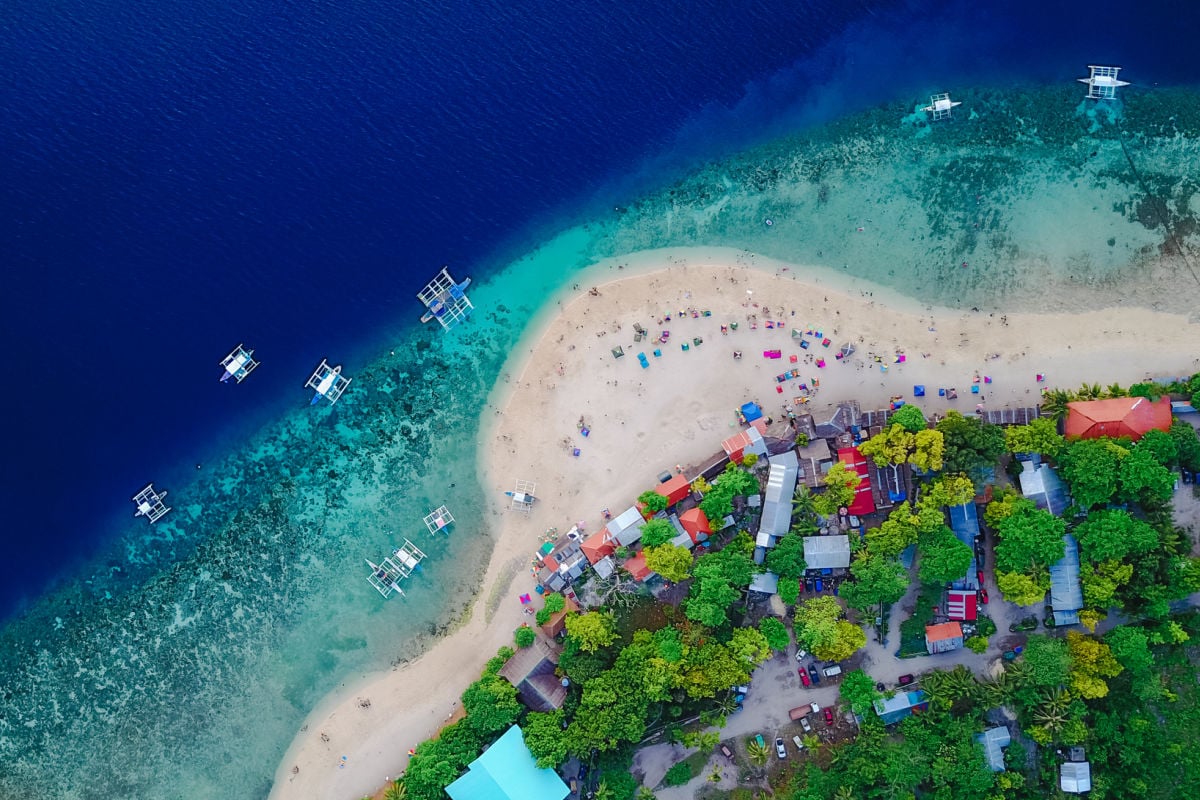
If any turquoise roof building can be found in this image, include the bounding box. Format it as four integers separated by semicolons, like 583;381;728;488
446;725;569;800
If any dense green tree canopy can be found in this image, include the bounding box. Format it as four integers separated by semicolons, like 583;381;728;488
917;525;974;584
1137;428;1178;467
1117;446;1175;505
840;552;909;612
637;489;668;514
565;611;618;653
523;710;570;768
1005;416;1066;457
1074;509;1160;563
935;411;1005;481
759;616;790;651
994;504;1066;574
461;674;522;736
1022;635;1071;689
764;532;808;578
643;543;692;582
814;460;861;516
839;668;881;714
890;404;929;433
794;595;866;661
996;570;1049;606
921;474;976;509
1169;419;1200;471
1059;438;1125;509
639;518;675;548
777;576;800;605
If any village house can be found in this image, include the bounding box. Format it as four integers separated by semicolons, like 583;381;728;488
925;621;964;654
1064;396;1172;441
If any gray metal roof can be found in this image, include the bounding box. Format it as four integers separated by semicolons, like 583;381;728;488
974;727;1011;772
759;452;799;540
1049;534;1083;625
608;506;645;546
1019;462;1073;516
1060;761;1092;793
803;535;851;569
948;502;980;590
749;571;779;595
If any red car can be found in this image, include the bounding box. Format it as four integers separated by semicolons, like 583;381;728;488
977;569;985;585
798;668;811;687
823;708;834;726
980;588;990;604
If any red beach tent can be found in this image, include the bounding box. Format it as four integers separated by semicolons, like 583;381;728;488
1064;396;1172;441
836;446;876;516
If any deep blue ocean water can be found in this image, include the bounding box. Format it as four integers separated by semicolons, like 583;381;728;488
0;0;1195;617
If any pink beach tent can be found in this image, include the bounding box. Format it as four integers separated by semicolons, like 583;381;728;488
763;350;782;359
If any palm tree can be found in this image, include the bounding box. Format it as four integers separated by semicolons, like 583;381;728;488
1039;388;1074;423
383;782;408;800
746;739;770;767
1033;687;1071;734
1005;659;1035;688
592;780;615;800
1105;382;1127;399
1078;382;1103;400
980;671;1016;706
832;787;856;800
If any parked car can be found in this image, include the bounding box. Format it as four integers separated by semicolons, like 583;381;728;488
755;734;765;748
898;674;915;686
822;665;842;678
800;717;812;733
734;684;749;694
980;588;990;604
570;777;579;793
720;744;734;760
824;708;834;726
798;668;810;687
792;735;805;752
977;569;985;585
810;702;820;713
775;737;787;759
794;649;808;661
808;664;821;684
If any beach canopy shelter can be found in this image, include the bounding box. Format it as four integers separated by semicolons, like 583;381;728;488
740;402;763;422
1064;396;1172;441
446;725;569;800
655;474;691;506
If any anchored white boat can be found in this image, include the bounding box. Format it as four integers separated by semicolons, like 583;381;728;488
132;483;170;524
418;267;473;330
219;343;259;383
305;359;352;405
423;505;455;534
921;92;962;121
366;539;428;599
1079;65;1130;99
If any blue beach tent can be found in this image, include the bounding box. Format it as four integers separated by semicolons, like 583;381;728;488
913;385;925;397
740;402;763;422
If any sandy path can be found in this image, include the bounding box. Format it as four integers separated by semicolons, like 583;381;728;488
269;256;1200;800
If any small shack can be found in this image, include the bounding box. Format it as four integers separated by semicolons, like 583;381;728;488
1019;461;1073;516
678;507;713;544
722;419;768;463
498;637;567;712
758;450;799;548
873;690;928;725
655;474;691;506
1060;760;1093;794
607;506;646;547
539;597;579;639
946;589;978;622
623;551;654;582
803;535;851;570
925;621;964;654
975;727;1011;772
581;529;617;565
948;502;981;592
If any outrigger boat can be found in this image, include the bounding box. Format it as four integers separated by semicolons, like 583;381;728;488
305;359;352;405
219;343;259;383
132;483;170;524
418;268;474;329
365;539;428;599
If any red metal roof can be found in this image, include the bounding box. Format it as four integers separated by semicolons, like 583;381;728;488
837;446;876;516
925;621;963;642
1064;396;1172;441
656;474;691;506
624;552;654;581
946;589;978;621
678;507;712;543
580;530;616;565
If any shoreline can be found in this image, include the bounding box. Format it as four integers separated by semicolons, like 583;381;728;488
268;252;1200;800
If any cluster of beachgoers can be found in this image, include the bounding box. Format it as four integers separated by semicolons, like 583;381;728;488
269;256;1200;800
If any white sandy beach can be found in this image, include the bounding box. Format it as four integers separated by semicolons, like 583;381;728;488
269;252;1200;800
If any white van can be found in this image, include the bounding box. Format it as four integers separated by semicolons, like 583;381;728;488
822;665;842;678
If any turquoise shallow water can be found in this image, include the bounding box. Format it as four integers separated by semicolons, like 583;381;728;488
3;86;1200;799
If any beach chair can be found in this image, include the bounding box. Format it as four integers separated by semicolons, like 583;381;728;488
653;348;662;357
693;337;703;347
682;343;689;351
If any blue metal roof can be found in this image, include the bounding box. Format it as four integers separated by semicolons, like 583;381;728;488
873;690;928;724
948;503;980;591
1049;534;1083;626
1019;462;1073;516
446;726;569;800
